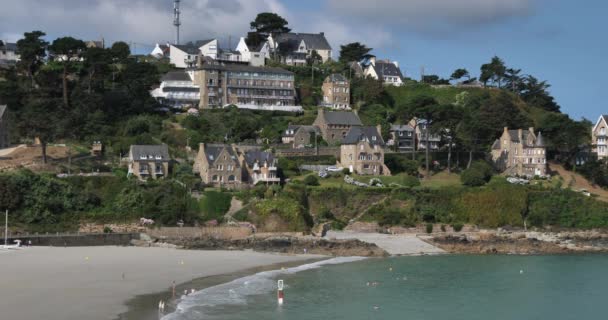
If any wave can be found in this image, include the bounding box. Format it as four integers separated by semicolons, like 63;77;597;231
161;256;367;320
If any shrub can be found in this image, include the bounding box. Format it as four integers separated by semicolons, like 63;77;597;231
303;175;320;186
426;223;433;234
342;168;351;175
199;191;232;221
440;224;446;232
461;161;493;186
452;222;464;232
385;155;420;176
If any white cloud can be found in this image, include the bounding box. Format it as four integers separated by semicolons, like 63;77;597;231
0;0;286;49
327;0;535;31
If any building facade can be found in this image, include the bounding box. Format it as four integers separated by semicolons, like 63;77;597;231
193;62;296;109
388;124;415;152
128;145;170;180
194;144;279;188
339;126;390;176
150;70;200;109
409;119;441;151
592;115;608;160
491;127;547;177
0;41;19;63
0;105;9;149
267;32;332;65
194;143;243;187
282;125;319;148
313;109;363;145
322;74;350;109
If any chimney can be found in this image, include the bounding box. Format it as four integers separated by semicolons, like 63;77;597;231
529;127;535;134
518;129;523;142
377;124;382;135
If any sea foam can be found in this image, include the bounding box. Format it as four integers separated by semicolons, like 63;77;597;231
161;256;367;320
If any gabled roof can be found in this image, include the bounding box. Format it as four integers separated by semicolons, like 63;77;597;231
0;105;7;118
492;139;501;150
536;131;545;147
243;150;275;167
273;32;332;51
321;111;362;126
200;63;293;75
593;115;608;132
283;125;318;137
203;144;239;165
342;126;384;146
325;73;348;83
161;70;192;82
372;61;403;78
130;145;170;161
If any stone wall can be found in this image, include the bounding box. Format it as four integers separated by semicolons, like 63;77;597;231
5;233;139;247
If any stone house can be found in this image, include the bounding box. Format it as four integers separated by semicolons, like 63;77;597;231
592;115;608;160
409;118;441;151
491;127;547;177
282;125;319;148
388;124;415;152
339;126;390;176
313;109;363;145
194;144;280;188
267;32;332;65
0;105;9;149
194;143;243;187
321;74;350;109
128;145;170;180
241;150;280;185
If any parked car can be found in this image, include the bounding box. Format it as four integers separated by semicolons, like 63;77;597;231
326;166;343;172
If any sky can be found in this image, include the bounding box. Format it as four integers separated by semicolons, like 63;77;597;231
0;0;605;121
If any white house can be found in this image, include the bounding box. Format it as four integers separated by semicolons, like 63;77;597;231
150;70;200;109
362;56;403;86
234;37;266;67
0;41;19;63
592;115;608;160
169;39;218;68
150;43;170;59
266;32;332;65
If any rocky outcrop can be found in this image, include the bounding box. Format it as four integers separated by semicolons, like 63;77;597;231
157;235;388;257
431;231;608;254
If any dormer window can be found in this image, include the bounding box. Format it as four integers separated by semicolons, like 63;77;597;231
601;127;606;135
372;136;377;141
155;155;162;160
147;155;153;160
139;155;147;160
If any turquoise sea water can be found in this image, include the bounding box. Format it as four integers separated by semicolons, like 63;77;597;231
163;255;608;320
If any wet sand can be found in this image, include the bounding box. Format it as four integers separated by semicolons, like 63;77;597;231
0;246;325;320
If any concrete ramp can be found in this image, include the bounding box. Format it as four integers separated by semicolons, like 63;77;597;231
325;231;445;256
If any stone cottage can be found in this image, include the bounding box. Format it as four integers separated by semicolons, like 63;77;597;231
339;125;390;176
491;127;547;177
313;109;363;145
128;145;170;180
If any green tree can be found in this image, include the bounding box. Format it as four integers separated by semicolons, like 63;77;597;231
339;42;372;63
110;41;131;62
434;104;464;173
409;96;439;178
16;31;48;88
247;12;290;47
49;37;87;106
19;97;64;163
450;68;470;81
518;75;560;112
480;56;506;88
83;47;111;93
461;161;493;186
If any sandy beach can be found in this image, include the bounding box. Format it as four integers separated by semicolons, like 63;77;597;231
0;246;325;320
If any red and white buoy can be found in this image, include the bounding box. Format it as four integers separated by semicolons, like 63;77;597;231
277;280;284;305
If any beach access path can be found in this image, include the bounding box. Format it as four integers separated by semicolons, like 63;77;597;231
325;231;445;255
0;246;324;320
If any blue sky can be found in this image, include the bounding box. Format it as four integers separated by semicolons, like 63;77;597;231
0;0;604;121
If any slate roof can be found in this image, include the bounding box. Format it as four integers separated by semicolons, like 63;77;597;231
0;42;17;51
492;139;501;150
173;44;200;55
273;33;332;51
130;145;170;161
507;130;530;143
390;124;414;132
342;126;384;146
284;125;319;137
193;39;215;47
0;105;7;118
325;73;348;83
373;61;403;78
535;131;545;147
321;111;362;126
161;71;192;82
203;144;239;165
162;87;199;93
243;150;276;167
200;63;293;75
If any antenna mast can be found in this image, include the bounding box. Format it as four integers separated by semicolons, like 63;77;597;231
173;0;182;45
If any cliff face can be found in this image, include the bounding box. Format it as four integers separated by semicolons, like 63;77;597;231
164;236;388;257
430;231;608;254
